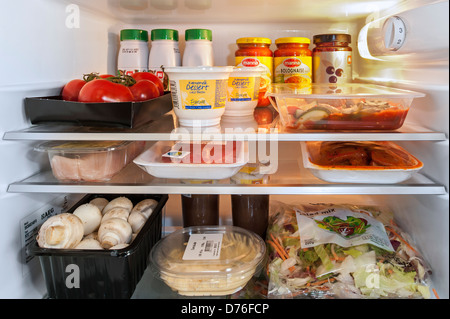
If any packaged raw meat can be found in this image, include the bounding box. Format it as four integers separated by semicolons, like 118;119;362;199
35;141;144;182
266;201;432;299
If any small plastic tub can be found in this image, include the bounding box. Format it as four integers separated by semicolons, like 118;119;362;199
223;66;264;117
35;141;145;182
164;66;234;127
149;225;266;296
301;141;424;184
267;83;425;130
133;140;249;180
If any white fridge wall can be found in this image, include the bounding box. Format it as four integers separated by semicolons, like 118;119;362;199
0;0;115;298
0;0;448;298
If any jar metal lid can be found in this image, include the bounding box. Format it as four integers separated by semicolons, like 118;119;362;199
313;34;351;44
185;29;212;41
275;37;310;44
151;29;179;41
236;37;272;45
120;29;149;41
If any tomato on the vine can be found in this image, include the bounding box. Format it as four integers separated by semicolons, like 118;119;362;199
98;74;115;79
78;79;134;103
131;72;164;95
61;79;86;101
130;80;160;101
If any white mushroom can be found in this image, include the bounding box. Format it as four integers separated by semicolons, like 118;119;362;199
36;213;84;249
75;238;104;250
89;197;109;213
97;218;132;249
128;199;158;233
101;207;130;223
102;196;133;215
73;203;103;236
109;243;129;250
83;231;98;240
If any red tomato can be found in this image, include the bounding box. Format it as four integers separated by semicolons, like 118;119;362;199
99;74;115;79
129;80;160;102
78;79;134;103
254;107;273;125
61;79;86;101
132;72;164;95
256;91;271;107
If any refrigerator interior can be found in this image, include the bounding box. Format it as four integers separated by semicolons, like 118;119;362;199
0;0;448;299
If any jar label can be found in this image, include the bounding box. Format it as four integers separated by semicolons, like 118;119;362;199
313;51;352;84
170;79;227;110
235;56;273;92
274;56;312;84
182;233;223;260
227;76;260;102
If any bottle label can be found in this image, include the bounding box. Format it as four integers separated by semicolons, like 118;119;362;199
313;51;352;84
227;76;260;102
170;79;227;110
235;56;273;93
274;56;312;84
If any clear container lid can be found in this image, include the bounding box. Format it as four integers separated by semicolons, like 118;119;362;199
150;225;266;279
34;141;131;154
267;83;426;99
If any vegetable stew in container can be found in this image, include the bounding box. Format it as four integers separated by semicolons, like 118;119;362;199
266;83;425;130
301;141;424;184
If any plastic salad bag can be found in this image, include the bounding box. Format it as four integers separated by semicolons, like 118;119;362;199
266;201;432;299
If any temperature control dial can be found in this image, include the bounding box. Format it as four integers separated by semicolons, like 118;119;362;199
383;16;407;51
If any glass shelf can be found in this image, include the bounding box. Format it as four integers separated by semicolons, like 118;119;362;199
7;158;446;195
3;113;447;142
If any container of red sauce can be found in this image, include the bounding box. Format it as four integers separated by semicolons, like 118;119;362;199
313;34;352;84
235;37;273;107
274;37;312;85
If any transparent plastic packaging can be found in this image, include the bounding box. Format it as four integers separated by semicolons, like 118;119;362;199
36;141;145;182
149;225;266;296
301;141;424;184
266;201;432;299
133;140;248;180
266;83;425;130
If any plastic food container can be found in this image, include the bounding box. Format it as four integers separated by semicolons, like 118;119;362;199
301;141;424;184
24;93;172;128
29;193;168;299
164;66;234;127
133;140;249;180
35;141;145;182
267;83;425;130
149;225;266;296
223;67;264;117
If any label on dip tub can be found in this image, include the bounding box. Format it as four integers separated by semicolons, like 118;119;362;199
170;79;227;110
228;76;260;102
182;233;223;260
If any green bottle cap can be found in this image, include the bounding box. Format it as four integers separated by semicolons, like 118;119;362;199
151;29;179;41
120;29;148;41
185;29;212;41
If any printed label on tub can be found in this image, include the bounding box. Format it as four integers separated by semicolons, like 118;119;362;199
173;79;227;110
227;76;260;102
182;233;223;260
162;150;191;160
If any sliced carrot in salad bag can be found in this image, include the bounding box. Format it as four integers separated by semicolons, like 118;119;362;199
266;201;432;299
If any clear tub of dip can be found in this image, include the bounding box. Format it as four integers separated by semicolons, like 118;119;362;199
149;225;266;296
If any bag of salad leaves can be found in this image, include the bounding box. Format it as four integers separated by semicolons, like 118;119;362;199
266;201;432;299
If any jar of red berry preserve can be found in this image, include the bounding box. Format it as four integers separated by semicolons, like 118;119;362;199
313;34;352;84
